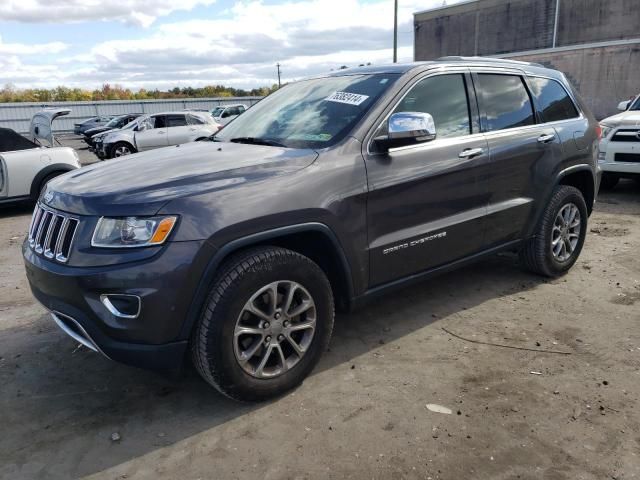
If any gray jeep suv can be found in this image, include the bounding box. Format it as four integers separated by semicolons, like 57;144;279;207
24;58;600;401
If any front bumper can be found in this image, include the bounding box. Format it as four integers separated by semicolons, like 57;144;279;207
23;239;210;371
599;134;640;175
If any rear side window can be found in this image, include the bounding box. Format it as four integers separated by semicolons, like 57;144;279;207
393;74;471;138
476;74;535;132
187;115;205;125
167;114;188;127
528;77;579;122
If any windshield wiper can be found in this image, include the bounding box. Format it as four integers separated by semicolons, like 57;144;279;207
229;137;287;148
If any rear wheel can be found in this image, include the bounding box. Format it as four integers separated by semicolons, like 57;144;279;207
599;173;619;191
519;185;588;277
110;142;136;158
191;246;334;401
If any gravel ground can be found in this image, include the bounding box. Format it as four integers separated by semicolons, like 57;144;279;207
0;140;639;480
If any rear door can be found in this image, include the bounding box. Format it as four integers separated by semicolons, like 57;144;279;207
472;71;563;247
135;115;168;151
166;114;191;145
364;70;489;286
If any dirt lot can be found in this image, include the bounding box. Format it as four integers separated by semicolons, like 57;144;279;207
1;149;639;479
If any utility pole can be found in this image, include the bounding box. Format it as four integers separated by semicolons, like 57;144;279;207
276;63;282;88
393;0;398;63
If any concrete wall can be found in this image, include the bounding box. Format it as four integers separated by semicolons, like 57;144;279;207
507;43;640;119
413;0;640;119
414;0;640;59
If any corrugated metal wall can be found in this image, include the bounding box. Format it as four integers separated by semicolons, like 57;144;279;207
0;97;263;134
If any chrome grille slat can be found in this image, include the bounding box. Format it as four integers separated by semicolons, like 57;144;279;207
27;204;79;264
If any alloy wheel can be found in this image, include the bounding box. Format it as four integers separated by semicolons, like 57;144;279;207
233;280;316;379
551;203;581;262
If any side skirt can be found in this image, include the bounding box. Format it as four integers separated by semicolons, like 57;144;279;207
351;239;523;311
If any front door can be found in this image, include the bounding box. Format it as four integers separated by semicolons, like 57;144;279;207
365;72;489;287
135;115;168;151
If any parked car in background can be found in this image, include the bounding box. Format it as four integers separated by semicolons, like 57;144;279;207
24;58;599;401
211;104;247;126
1;109;79;205
73;116;114;135
83;114;142;147
94;111;218;159
598;94;640;189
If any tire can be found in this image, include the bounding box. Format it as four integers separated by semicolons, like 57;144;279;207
109;142;136;158
519;185;588;277
599;173;619;191
33;172;63;201
191;246;335;401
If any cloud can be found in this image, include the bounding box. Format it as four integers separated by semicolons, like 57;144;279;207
0;0;217;28
0;35;68;55
2;0;463;90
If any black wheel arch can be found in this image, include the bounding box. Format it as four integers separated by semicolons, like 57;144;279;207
178;222;354;341
29;163;76;200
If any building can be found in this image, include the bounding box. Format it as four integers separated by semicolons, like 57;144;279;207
413;0;640;119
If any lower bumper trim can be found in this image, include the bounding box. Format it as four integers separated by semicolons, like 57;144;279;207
51;311;109;358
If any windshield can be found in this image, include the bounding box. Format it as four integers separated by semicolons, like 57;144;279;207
211;107;225;117
105;116;126;128
215;73;399;149
630;96;640;111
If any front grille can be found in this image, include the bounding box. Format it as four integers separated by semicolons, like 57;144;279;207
28;204;79;263
614;153;640;163
611;129;640;143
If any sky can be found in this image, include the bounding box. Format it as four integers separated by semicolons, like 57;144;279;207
0;0;462;91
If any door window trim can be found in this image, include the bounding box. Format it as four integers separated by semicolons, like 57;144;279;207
365;68;479;156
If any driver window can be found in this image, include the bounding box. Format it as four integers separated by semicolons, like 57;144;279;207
147;115;166;129
390;74;471;139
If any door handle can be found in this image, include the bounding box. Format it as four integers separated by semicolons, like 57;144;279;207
537;133;555;143
458;147;484;159
157;131;166;135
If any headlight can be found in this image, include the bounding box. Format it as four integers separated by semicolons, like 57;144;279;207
599;124;613;139
92;216;177;248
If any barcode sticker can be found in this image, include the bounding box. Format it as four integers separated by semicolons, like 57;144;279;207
325;91;369;106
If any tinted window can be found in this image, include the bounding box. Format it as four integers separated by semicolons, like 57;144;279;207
477;74;534;132
148;115;167;129
392;74;471;138
528;77;579;122
167;114;188;127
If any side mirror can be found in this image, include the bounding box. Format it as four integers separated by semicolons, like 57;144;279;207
374;112;436;152
136;123;146;132
617;100;631;112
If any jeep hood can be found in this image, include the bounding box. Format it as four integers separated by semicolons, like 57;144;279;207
44;141;318;216
601;110;640;127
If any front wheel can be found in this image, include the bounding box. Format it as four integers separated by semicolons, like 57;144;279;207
109;142;136;158
519;185;588;277
191;246;335;401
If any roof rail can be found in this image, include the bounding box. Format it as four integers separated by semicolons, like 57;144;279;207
437;56;545;68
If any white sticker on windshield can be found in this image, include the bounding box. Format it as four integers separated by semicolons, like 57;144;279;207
325;91;370;106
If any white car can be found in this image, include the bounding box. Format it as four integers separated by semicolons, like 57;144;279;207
0;109;80;205
95;111;219;159
210;104;247;126
598;95;640;189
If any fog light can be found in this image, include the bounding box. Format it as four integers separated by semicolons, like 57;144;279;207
597;152;606;161
100;294;141;319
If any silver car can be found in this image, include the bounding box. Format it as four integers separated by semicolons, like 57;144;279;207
94;111;219;159
211;104;248;126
